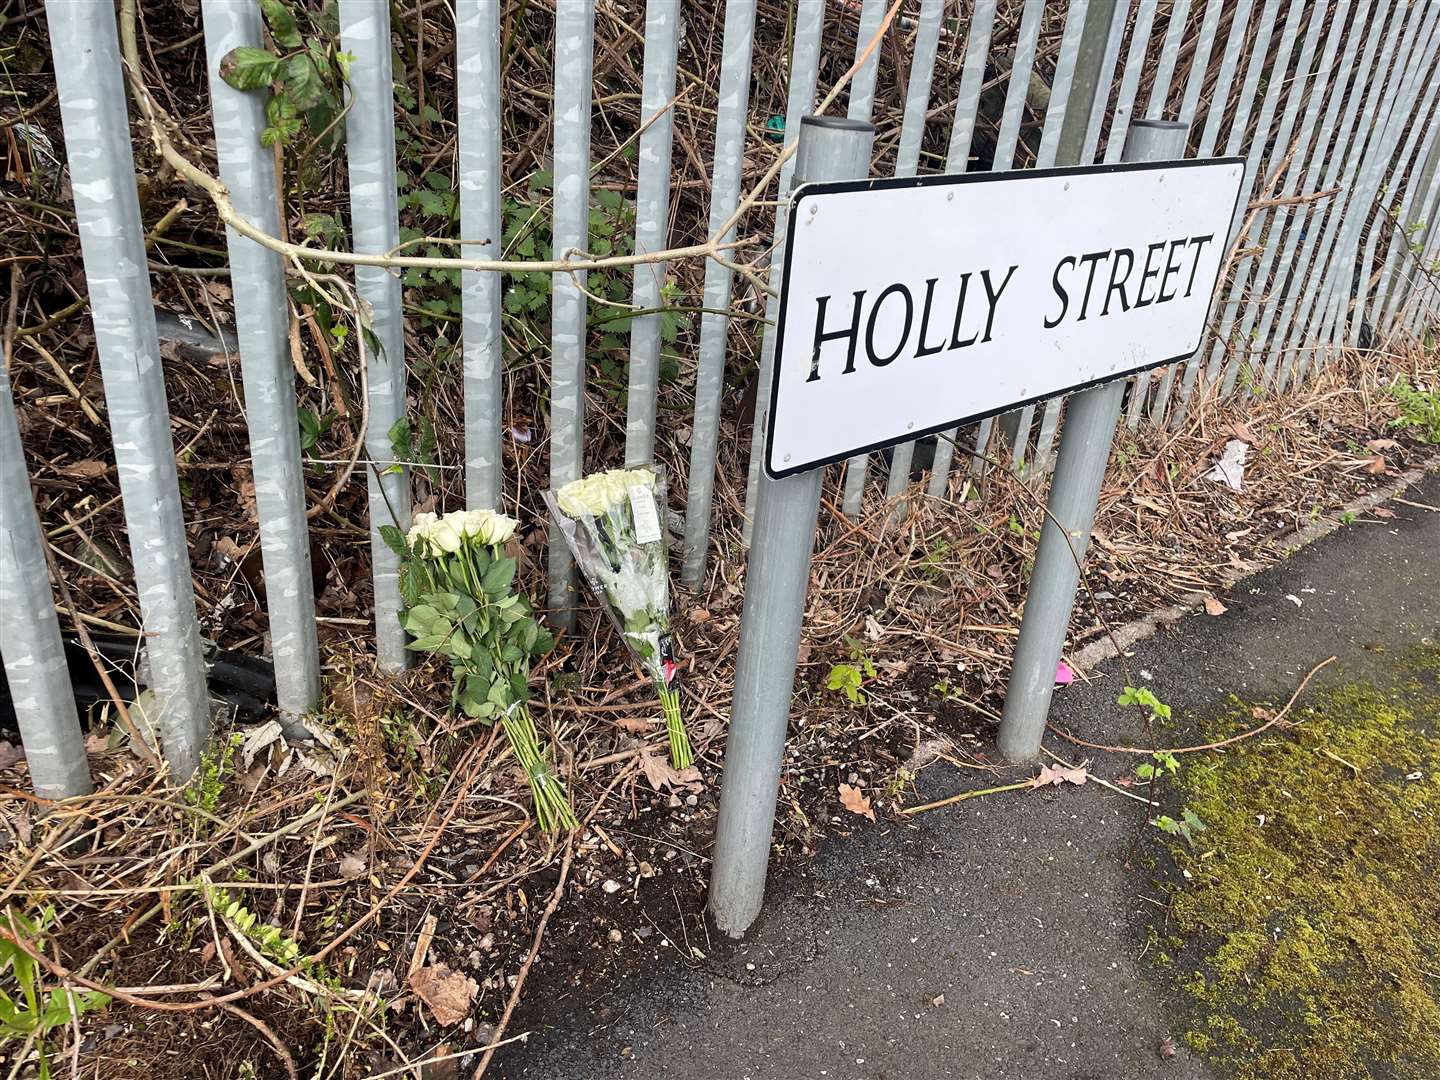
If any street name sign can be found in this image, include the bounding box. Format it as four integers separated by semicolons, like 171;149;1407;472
764;159;1246;478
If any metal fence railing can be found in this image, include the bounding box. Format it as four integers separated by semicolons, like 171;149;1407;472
5;0;1440;798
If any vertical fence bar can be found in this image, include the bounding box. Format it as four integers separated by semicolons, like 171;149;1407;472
1344;17;1440;349
341;0;410;672
743;0;825;541
1272;0;1390;393
1206;0;1306;395
547;0;596;628
1141;0;1192;120
1373;99;1440;334
682;0;758;586
881;0;946;515
839;0;901;517
1144;0;1222;424
1079;0;1131;165
457;0;504;508
1250;0;1363;391
1310;8;1438;353
202;0;321;727
1101;0;1160;166
1170;0;1257;421
46;4;211;778
995;119;1189;764
971;0;1046;479
0;362;92;799
710;116;875;938
923;0;998;499
623;0;681;468
1388;134;1440;332
1283;0;1422;371
1353;75;1440;342
1240;1;1354;392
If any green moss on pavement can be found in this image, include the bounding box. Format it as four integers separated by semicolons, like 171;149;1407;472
1154;647;1440;1080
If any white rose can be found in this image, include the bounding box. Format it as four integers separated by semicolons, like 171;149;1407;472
462;508;491;538
484;512;518;545
556;478;589;518
406;511;438;552
600;471;630;511
430;517;463;553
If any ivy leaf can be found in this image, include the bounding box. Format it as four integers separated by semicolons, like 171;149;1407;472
261;0;303;48
219;47;283;91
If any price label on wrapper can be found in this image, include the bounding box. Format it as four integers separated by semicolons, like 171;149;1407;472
629;484;663;544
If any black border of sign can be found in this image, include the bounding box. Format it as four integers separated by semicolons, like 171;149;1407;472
763;156;1247;480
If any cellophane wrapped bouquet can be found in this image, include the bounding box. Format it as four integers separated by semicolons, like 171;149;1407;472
382;509;576;831
544;466;692;768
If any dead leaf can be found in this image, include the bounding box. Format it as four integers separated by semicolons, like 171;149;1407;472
1029;763;1089;789
838;783;875;821
612;717;652;736
1363;455;1387;475
409;963;477;1027
1203;596;1228;616
1230;421;1258;444
637;748;702;792
339;853;366;880
1365;437;1398;451
0;741;24;770
57;459;108;479
1372;506;1397;519
688;607;712;624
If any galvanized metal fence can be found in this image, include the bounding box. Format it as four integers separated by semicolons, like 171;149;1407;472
6;0;1440;802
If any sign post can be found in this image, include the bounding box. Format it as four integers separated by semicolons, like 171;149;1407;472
996;119;1191;762
709;116;875;938
709;117;1234;936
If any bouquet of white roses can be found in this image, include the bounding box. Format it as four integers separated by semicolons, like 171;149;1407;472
382;508;576;831
545;466;692;768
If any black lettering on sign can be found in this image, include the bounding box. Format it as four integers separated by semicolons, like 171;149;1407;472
865;283;914;367
980;265;1018;342
807;290;865;383
1076;250;1110;320
915;278;949;357
1184;234;1214;296
949;272;978;349
1045;256;1076;329
1102;248;1135;316
1134;241;1167;307
1157;238;1188;303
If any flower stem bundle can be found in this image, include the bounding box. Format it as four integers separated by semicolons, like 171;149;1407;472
546;467;693;769
382;509;576;831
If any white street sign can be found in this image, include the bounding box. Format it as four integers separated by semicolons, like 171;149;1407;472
764;159;1246;478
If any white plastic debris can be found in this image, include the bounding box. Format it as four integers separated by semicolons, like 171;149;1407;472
1205;439;1250;492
